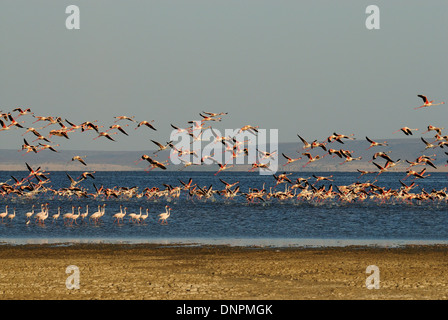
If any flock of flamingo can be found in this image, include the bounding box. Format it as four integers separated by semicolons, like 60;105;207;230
0;93;447;226
0;203;171;226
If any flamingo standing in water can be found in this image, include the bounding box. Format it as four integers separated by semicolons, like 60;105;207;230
34;204;47;223
113;206;126;224
0;206;9;222
34;204;49;225
36;208;49;225
133;207;143;224
128;208;138;223
140;208;149;224
90;204;106;224
414;95;445;110
25;205;35;223
63;206;75;225
52;207;61;223
158;205;171;225
68;206;82;226
80;205;89;222
7;208;16;223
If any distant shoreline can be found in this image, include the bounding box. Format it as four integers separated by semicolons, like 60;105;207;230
1;136;448;172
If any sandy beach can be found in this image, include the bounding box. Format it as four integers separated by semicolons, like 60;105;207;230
0;243;446;300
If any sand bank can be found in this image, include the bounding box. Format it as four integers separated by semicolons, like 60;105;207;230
0;243;446;300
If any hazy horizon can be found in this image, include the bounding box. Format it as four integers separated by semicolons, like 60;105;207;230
1;1;447;152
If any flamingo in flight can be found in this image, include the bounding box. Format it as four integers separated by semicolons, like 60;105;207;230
13;108;33;117
114;115;136;123
327;132;355;144
7;113;25;128
212;160;234;175
81;121;101;133
199;113;222;122
339;155;362;165
94;131;117;141
37;143;59;153
238;125;259;134
202;111;228;117
414;95;445;110
404;168;430;180
422;125;444;136
170;124;188;135
136;120;156;131
22;127;42;137
151;140;174;154
328;149;344;158
298;135;312;150
310;140;327;151
302;152;326;167
370;151;393;163
365;137;388;150
107;124;129;136
282;153;302;166
420;137;438;150
356;169;376;178
48;129;70;139
21;139;38;154
72;155;87;166
392;127;419;136
138;155;168;171
0;119;12;132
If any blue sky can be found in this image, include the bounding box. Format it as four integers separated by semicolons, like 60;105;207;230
1;1;447;151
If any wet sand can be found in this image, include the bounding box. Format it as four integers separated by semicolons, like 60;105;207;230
0;243;447;300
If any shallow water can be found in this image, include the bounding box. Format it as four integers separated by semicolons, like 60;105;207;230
0;171;447;247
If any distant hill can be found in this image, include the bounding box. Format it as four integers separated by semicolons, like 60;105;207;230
0;137;447;172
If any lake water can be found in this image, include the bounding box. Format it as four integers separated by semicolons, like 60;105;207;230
0;171;447;247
